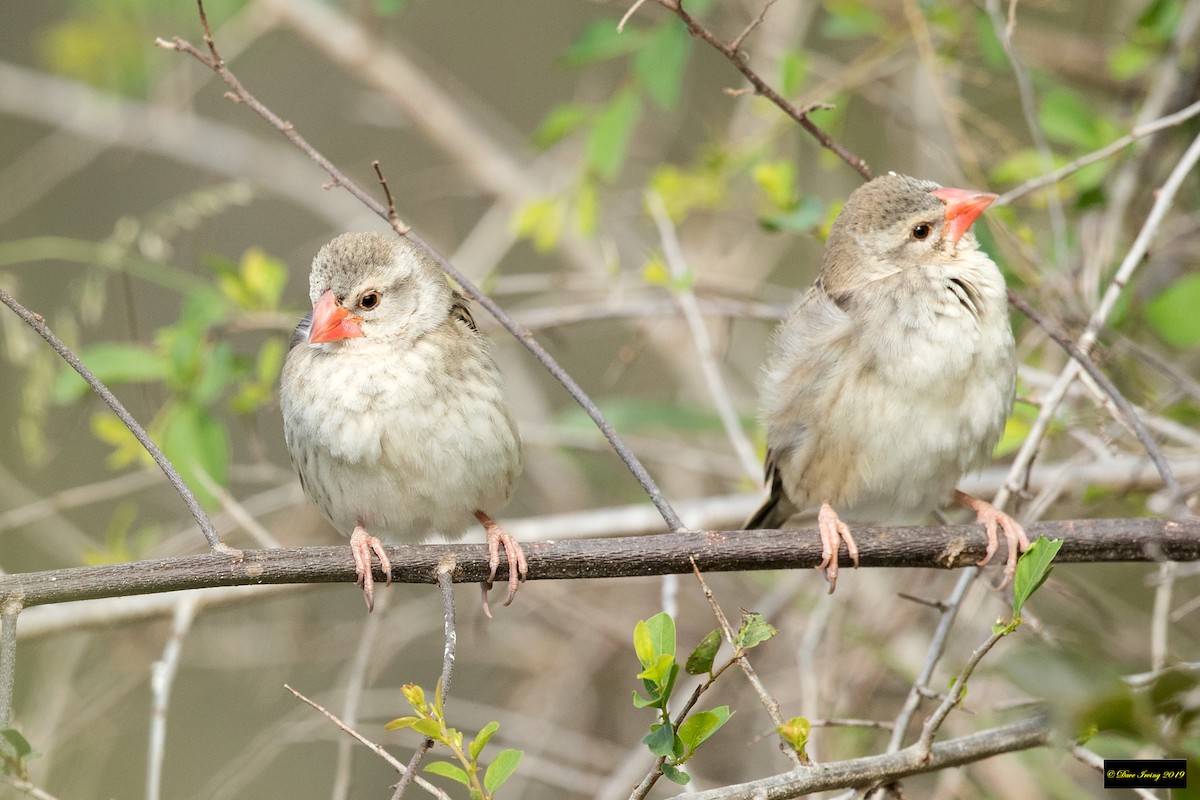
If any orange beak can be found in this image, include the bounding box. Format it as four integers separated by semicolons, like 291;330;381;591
931;187;998;244
308;289;363;344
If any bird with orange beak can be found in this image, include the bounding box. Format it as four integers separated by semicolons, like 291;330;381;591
747;173;1028;590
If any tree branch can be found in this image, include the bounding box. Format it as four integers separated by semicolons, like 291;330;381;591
1;518;1195;609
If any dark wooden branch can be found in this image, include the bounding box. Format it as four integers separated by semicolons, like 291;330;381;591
2;518;1195;608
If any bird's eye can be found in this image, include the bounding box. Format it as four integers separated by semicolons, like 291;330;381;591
359;291;381;310
911;224;932;241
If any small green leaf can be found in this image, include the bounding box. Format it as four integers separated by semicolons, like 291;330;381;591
384;716;421;731
752;160;797;210
1012;535;1063;618
483;749;523;793
635;612;676;666
779;51;807;96
574;179;599;237
511;197;565;253
1039;87;1103;150
632;688;661;709
821;0;884;39
563;19;646;67
649;162;726;221
53;343;170;403
760;195;824;233
642;722;677;757
684;630;721;676
1146;273;1200;348
777;716;810;758
974;12;1006;70
90;411;152;470
401;683;427;711
424;761;471;786
470;721;499;762
410;718;444;740
661;762;690;784
634;23;690;111
1;728;33;758
159;403;228;507
1108;41;1154;80
531;103;592;149
636;652;678;687
586;89;642;181
676;706;732;759
734;612;777;650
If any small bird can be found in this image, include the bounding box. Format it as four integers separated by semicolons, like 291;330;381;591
280;232;525;613
746;173;1028;591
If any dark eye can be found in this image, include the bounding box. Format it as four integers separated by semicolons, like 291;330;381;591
912;224;932;241
359;291;381;310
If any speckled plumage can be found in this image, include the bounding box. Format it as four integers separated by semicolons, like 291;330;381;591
280;232;522;609
747;174;1025;588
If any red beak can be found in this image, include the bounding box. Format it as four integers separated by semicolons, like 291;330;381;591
931;187;998;244
308;289;363;344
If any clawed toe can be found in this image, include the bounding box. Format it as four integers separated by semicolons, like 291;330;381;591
954;490;1028;589
350;524;391;613
476;510;528;617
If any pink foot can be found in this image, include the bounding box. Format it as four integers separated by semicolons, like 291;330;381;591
350;523;392;613
954;490;1029;589
476;510;528;617
817;500;859;593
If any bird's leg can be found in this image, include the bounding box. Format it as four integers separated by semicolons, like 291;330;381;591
475;510;528;617
954;490;1029;589
350;522;391;613
816;500;859;593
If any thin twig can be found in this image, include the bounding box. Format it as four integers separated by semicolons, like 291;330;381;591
691;559;802;767
996;127;1200;512
0;286;227;551
333;589;391;800
393;562;458;800
285;684;450;799
147;596;198;800
371;160;407;233
646;191;760;481
157;2;683;532
654;0;873;180
0;597;20;727
1006;290;1181;507
729;0;778;52
916;629;1009;754
996;98;1200;206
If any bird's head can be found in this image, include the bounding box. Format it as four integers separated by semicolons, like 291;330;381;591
303;232;453;348
822;173;997;286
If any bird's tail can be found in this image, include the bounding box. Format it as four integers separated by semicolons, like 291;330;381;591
744;486;796;530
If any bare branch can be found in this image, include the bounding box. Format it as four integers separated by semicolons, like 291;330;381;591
1;518;1196;609
0;286;227;552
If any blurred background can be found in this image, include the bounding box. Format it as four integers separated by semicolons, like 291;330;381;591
1;0;1199;797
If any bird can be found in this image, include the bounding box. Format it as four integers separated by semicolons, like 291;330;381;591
279;232;525;614
746;173;1028;591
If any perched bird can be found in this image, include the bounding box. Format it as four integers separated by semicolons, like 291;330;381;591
746;173;1028;591
280;232;524;613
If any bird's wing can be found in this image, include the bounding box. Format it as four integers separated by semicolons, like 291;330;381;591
449;291;478;332
289;311;313;351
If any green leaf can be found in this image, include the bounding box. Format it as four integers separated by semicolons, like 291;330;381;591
779;51;807;96
511;197;565;253
676;706;732;759
661;762;690;784
752;160;798;210
424;760;471;787
90;411;152;470
1012;535;1063;618
641;612;676;661
1146;273;1200;348
483;749;523;793
636;652;678;687
777;716;810;758
734;612;777;650
573;179;599;237
642;722;677;757
563;19;646;67
974;12;1006;70
634;23;690;111
1108;41;1155;80
160;403;228;507
384;716;421;731
760;195;825;233
410;718;444;740
632;688;661;709
821;0;884;39
586;89;642;181
470;721;499;762
402;683;427;711
1039;87;1103;150
1;729;33;758
684;630;721;676
54;343;171;403
531;103;592;149
648;163;726;222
